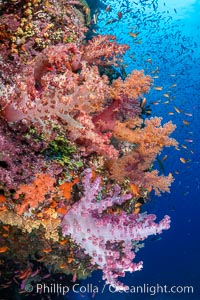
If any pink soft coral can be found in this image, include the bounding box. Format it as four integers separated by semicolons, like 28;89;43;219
61;169;171;290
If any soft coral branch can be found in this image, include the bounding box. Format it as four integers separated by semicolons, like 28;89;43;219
61;169;170;290
82;35;129;67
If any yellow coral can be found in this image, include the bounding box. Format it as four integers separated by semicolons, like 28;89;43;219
0;207;60;242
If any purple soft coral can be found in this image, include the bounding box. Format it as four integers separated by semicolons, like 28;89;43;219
61;169;170;290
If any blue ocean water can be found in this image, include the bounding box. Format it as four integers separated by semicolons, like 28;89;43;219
67;0;200;299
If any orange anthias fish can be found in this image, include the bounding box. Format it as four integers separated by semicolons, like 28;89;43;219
43;248;52;253
59;264;66;269
174;106;181;113
0;246;8;253
183;120;189;126
68;257;74;264
130;183;140;197
129;31;140;38
133;202;142;215
140;97;147;108
180;157;187;163
18;267;32;280
105;5;111;12
59;239;68;245
153;86;163;91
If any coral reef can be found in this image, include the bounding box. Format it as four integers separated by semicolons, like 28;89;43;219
0;0;177;295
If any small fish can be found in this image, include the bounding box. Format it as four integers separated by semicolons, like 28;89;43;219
174;8;177;13
151;236;162;242
175;170;179;174
134;40;142;44
163;100;170;104
140;97;147;108
161;155;168;162
170;84;177;88
84;6;90;16
181;144;187;149
156;158;165;172
68;257;74;264
59;239;68;245
145;58;152;64
183;120;189;125
183;112;192;117
105;5;111;12
130;183;140;197
134;202;142;208
153;86;163;91
163;93;170;98
151;67;159;74
129;31;140;38
184;139;193;143
180;157;187;163
0;205;7;211
0;246;8;253
152;75;159;78
117;11;123;19
105;18;117;25
59;264;66;269
144;108;152;115
174;106;181;113
2;225;9;232
167;112;174;115
150;100;160;105
170;74;176;77
43;248;52;253
133;207;140;215
18;268;31;280
93;13;98;24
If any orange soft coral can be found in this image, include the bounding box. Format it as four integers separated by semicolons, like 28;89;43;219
109;117;177;196
113;117;178;155
109;152;174;196
14;173;56;215
110;70;152;100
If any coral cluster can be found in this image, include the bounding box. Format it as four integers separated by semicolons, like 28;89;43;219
0;0;177;294
61;169;170;290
